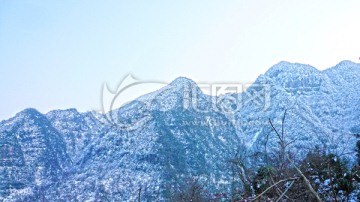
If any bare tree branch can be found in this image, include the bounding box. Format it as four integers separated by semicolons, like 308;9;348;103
252;177;299;201
270;110;322;202
282;110;287;141
286;150;322;202
138;187;141;202
268;118;281;141
276;179;295;202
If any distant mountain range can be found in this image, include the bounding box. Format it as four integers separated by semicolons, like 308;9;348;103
1;60;359;201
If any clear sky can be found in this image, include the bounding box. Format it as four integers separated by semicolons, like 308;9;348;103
0;0;359;120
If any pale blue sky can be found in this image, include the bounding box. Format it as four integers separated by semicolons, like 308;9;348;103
0;0;359;120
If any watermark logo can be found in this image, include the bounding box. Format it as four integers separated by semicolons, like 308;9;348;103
100;74;166;129
99;75;271;130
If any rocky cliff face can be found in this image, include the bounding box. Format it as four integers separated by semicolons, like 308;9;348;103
237;61;360;163
0;108;71;200
1;61;359;201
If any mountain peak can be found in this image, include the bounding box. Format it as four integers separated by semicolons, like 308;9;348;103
335;60;358;67
324;60;360;82
264;61;319;78
46;108;80;117
325;60;360;73
16;108;43;119
169;76;197;88
131;76;205;114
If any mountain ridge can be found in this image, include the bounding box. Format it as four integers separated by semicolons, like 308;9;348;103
1;60;360;201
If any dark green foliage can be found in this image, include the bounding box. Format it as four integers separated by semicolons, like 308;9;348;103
300;149;355;200
253;165;276;195
356;139;360;166
168;177;211;202
227;115;360;201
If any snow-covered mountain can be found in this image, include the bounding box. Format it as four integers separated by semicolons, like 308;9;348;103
0;108;71;200
0;60;359;201
238;61;360;162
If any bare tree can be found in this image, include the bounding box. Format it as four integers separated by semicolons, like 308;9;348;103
263;110;322;202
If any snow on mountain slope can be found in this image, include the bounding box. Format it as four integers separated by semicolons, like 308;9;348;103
236;61;360;164
46;109;104;161
323;61;360;134
0;108;71;200
43;76;241;201
0;61;359;201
